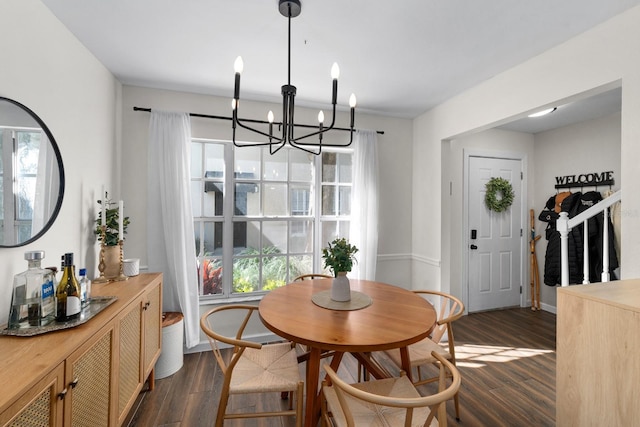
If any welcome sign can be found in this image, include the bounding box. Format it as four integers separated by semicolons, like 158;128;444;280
554;171;614;189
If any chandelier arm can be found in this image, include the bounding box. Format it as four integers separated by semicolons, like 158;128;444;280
289;102;338;143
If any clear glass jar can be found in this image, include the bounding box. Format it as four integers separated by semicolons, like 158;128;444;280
8;251;56;328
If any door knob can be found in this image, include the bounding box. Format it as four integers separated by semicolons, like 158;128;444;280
470;244;478;250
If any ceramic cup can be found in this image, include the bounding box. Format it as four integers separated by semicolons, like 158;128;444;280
123;258;140;277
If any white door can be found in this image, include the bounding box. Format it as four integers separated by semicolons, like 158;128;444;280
467;156;523;312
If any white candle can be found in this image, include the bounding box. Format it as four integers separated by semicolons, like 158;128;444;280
101;186;106;227
118;200;124;241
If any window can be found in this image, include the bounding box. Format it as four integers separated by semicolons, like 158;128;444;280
0;128;43;244
192;139;353;299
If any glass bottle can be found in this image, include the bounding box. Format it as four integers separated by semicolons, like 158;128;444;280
79;268;91;306
8;250;55;328
56;253;82;322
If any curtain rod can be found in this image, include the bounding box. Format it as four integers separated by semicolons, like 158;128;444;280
132;106;384;135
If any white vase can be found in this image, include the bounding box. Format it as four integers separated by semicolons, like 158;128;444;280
331;272;351;302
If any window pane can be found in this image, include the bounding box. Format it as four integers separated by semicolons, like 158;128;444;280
239;220;261;252
291;184;312;216
289;255;313;280
235;182;260;216
191;181;202;217
263;148;287;181
321;221;350;248
233;255;260;293
16;177;34;221
262;256;287;290
322;152;337;182
235;146;261;179
191;142;202;178
289;220;313;253
205;143;225;177
322;185;336;216
338;152;352;183
204;182;223;217
339;186;351;215
290;150;313;182
263;221;287;253
203;221;223;255
263;183;287;216
200;258;222;295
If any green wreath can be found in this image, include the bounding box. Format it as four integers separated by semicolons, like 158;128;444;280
485;177;514;212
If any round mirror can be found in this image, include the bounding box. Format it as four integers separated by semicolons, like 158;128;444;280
0;97;64;247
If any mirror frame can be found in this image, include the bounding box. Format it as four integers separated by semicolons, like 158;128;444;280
0;96;65;247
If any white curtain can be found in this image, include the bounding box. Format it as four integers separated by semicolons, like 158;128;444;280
349;130;379;280
147;111;199;349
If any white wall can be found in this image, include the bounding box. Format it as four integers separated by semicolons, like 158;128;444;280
0;0;119;323
413;5;639;309
533;113;621;309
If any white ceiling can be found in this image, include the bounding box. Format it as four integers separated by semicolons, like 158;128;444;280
41;0;636;130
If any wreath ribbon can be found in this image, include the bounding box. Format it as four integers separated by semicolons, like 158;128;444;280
485;177;514;212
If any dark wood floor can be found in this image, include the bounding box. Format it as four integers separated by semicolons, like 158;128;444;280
125;307;556;427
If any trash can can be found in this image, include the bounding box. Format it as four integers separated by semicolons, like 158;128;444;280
155;312;184;379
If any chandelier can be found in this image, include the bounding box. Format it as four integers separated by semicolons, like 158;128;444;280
232;0;356;155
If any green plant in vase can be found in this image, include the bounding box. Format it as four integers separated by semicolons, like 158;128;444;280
94;194;130;246
322;238;358;277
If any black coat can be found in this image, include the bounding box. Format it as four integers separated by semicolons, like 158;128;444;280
538;191;618;286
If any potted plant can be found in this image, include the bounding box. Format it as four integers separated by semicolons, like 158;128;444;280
94;193;131;278
322;238;358;301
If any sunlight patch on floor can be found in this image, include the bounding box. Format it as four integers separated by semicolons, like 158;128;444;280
455;343;554;368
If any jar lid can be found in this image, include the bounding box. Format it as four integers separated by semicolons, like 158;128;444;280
24;250;45;261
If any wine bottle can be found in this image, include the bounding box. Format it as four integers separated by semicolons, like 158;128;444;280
56;253;82;322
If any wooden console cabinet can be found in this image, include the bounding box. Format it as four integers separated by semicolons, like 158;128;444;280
0;273;162;427
557;279;640;425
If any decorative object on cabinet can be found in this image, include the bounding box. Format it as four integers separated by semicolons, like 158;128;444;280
0;97;65;248
94;192;130;283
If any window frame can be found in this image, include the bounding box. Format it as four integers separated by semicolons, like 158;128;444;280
192;138;353;302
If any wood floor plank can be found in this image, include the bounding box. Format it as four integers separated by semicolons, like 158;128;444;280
128;307;556;426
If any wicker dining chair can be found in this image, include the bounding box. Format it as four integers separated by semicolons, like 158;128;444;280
200;304;304;427
359;290;464;420
292;273;335;358
292;273;333;281
322;351;461;427
381;290;464;420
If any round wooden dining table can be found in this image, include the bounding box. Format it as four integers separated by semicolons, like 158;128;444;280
259;278;437;427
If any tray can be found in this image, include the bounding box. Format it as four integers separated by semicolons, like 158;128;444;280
0;296;117;337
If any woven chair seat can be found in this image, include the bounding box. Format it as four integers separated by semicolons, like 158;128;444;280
324;375;436;427
385;338;451;368
231;342;302;393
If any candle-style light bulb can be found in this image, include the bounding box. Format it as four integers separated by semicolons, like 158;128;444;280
349;93;357;108
268;110;274;123
331;63;340;80
318;110;324;124
234;56;244;74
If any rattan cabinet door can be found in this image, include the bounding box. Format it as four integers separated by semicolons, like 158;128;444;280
65;327;114;427
0;364;64;427
116;299;142;425
142;282;161;381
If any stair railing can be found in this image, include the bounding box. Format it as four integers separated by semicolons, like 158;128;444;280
557;189;621;287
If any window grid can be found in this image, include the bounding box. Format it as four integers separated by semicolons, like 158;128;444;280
193;139;352;299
